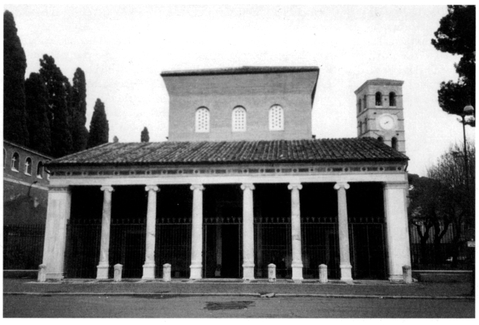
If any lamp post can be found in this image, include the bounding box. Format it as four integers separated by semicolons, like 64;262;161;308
460;104;475;234
459;103;475;296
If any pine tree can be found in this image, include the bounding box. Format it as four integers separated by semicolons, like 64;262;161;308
4;10;29;146
71;68;89;152
25;73;51;155
87;99;109;148
141;127;150;142
432;5;475;118
39;54;73;157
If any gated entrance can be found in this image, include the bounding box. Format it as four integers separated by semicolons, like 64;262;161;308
203;217;242;278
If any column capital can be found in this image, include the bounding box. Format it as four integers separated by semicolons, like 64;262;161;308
383;182;408;190
288;183;303;190
241;183;255;191
334;182;350;190
100;185;114;192
145;185;160;192
190;184;205;191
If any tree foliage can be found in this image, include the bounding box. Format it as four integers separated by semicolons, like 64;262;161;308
141;127;150;142
39;54;73;157
87;99;109;148
25;72;52;155
409;142;475;266
71;68;89;152
4;10;29;146
432;5;475;118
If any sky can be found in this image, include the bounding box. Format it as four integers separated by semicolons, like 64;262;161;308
3;3;475;176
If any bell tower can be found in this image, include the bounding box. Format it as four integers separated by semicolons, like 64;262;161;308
355;79;405;154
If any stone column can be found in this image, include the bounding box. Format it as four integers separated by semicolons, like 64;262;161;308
42;186;71;280
190;184;205;280
142;185;159;280
288;183;303;281
241;183;255;280
384;182;411;282
334;182;353;282
97;185;114;280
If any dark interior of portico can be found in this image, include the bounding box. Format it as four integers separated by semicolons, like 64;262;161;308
64;182;387;280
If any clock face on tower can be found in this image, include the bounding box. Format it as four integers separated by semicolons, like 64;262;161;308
378;114;395;130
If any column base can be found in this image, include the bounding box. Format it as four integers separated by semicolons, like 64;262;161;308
340;264;353;282
45;273;64;281
142;263;156;280
96;264;109;280
292;263;303;281
388;274;404;283
242;263;255;280
189;264;202;280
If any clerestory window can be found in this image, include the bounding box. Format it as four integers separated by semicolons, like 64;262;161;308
232;106;246;132
195;107;210;133
269;105;284;131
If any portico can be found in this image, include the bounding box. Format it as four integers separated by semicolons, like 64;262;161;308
42;141;410;282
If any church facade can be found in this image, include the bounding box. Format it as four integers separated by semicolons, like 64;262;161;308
42;66;411;282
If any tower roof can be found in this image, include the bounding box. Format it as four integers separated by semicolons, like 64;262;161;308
354;78;404;94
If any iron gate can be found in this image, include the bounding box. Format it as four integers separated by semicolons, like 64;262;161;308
254;217;292;279
349;216;387;279
203;216;242;278
301;217;340;279
155;217;192;278
108;218;146;278
65;219;102;278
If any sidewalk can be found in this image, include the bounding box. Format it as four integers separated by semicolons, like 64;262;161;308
2;278;475;300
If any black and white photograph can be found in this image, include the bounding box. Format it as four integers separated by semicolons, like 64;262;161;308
2;2;475;319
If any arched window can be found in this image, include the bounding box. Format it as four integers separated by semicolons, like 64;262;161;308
11;152;19;172
232;106;246;132
377;136;384;143
195;107;210;133
269;105;284;131
363;118;368;133
24;157;32;175
37;161;44;179
375;92;382;106
391;137;398;150
357;99;361;114
358;121;362;134
389;92;396;107
363;95;367;110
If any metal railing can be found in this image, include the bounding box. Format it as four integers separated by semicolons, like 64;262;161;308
4;224;45;270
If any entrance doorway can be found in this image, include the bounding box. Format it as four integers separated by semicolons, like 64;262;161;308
204;223;242;278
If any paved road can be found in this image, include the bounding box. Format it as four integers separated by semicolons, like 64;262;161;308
3;295;475;318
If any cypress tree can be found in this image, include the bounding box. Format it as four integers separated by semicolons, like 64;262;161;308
4;10;29;146
25;72;51;155
87;99;109;148
71;68;89;152
39;54;73;157
141;127;150;142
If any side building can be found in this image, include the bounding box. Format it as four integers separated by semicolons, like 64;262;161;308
4;140;52;271
42;67;411;282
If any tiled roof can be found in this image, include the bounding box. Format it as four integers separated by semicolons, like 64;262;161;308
48;138;408;168
161;66;319;77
